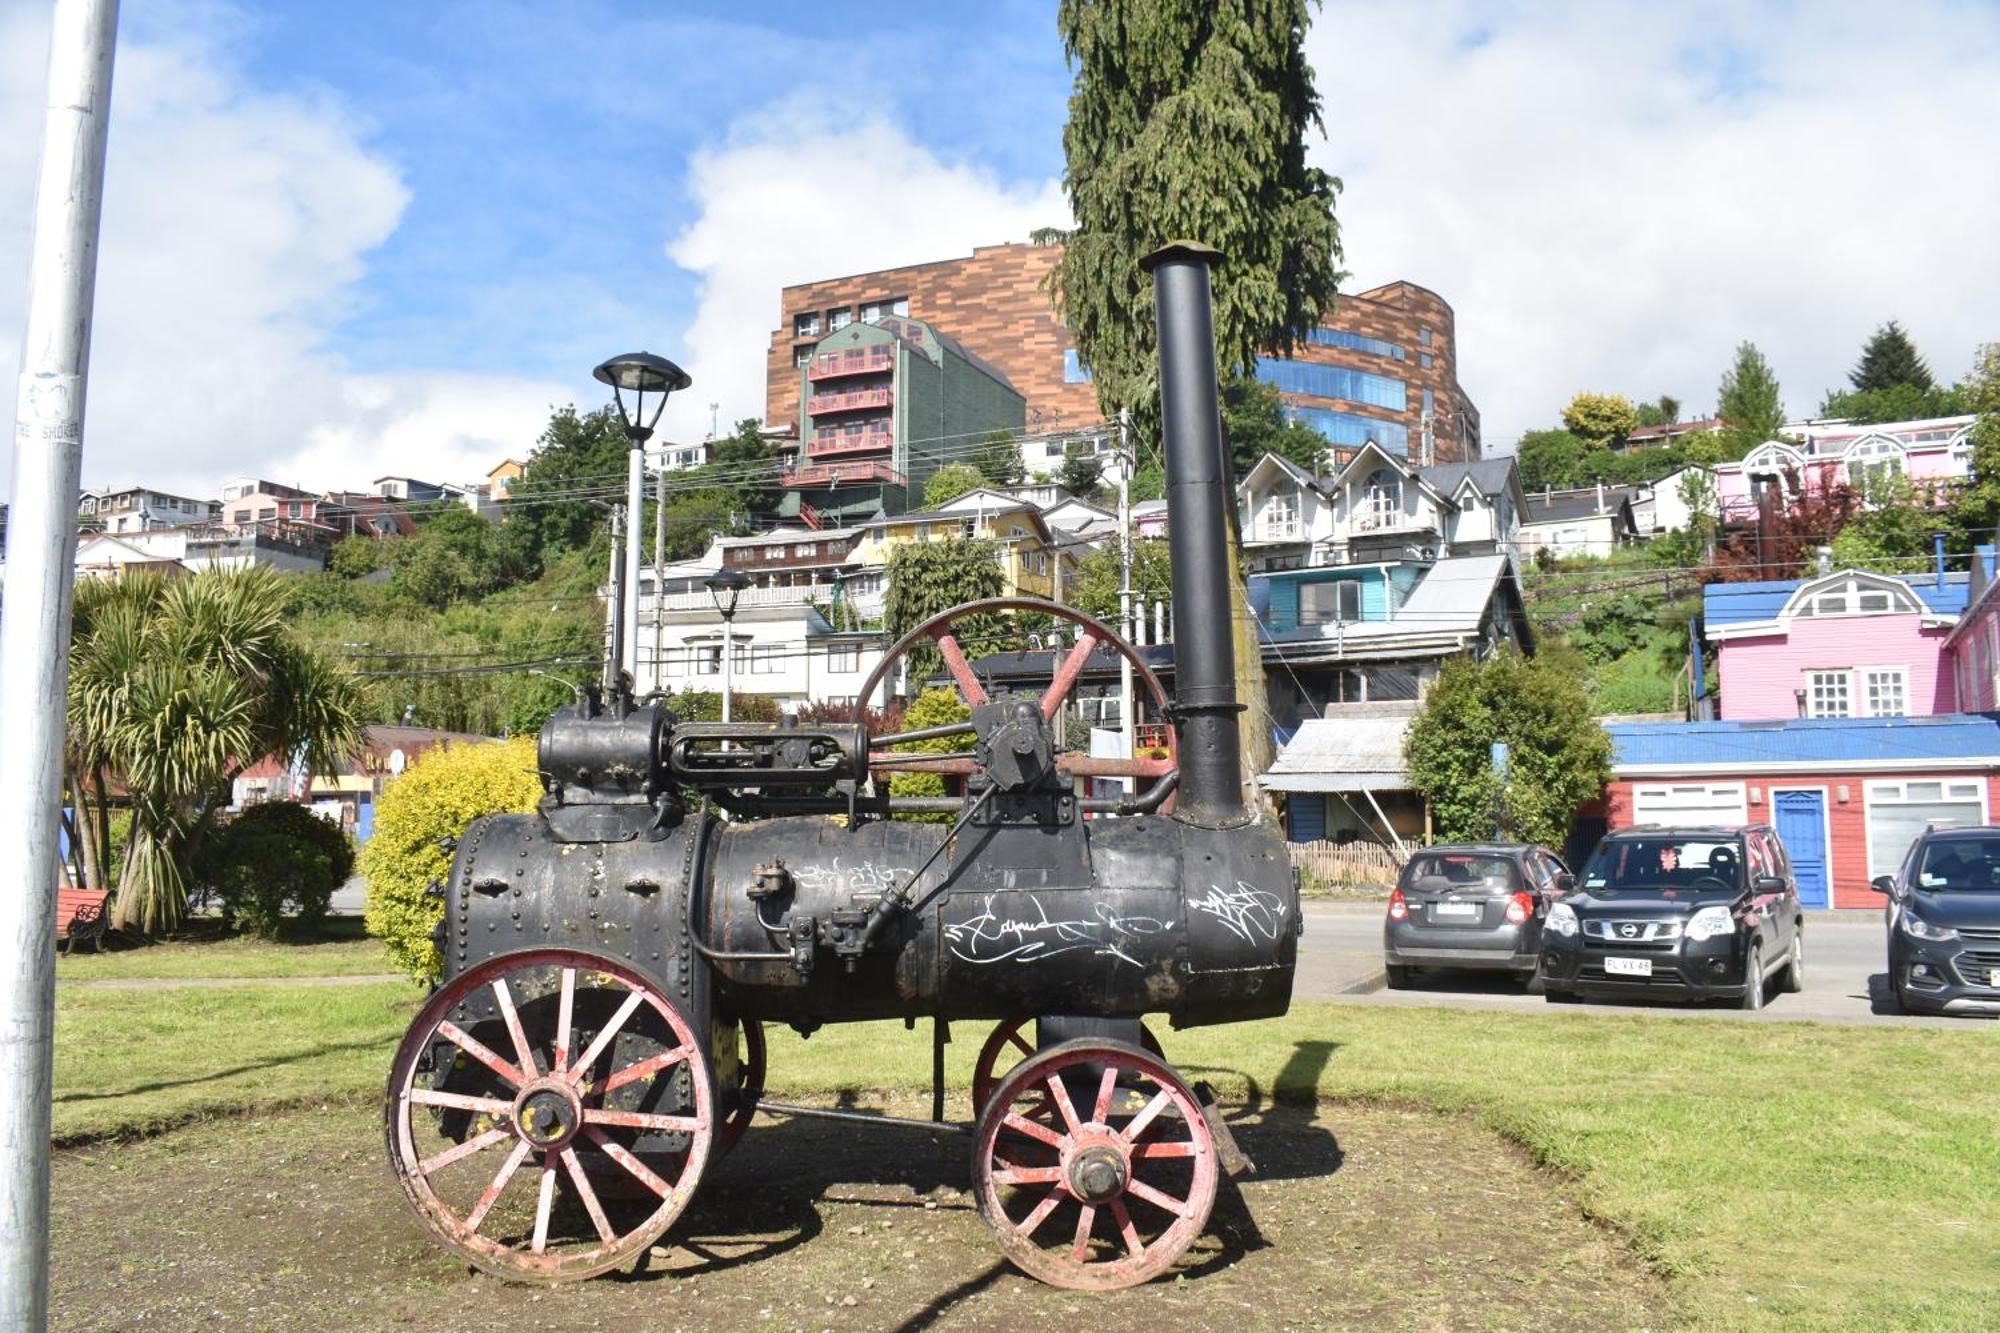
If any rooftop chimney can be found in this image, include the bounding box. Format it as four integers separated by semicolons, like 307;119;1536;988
1595;479;1606;514
1816;546;1833;577
1972;544;1993;606
1143;241;1244;827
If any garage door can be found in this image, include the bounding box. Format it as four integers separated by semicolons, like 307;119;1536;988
1866;779;1987;879
1633;783;1749;827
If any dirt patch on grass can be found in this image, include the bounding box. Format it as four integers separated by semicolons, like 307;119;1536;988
52;1094;1665;1331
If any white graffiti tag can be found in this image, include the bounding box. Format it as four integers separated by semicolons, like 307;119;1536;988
790;857;906;899
1187;880;1288;945
944;894;1168;968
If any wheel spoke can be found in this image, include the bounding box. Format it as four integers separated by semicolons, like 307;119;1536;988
530;1153;558;1254
1017;1187;1065;1237
583;1127;673;1199
1000;1112;1066;1150
1045;1072;1084;1134
1126;1176;1193;1218
1110;1201;1146;1259
464;1137;534;1235
1091;1065;1119;1125
990;1162;1064;1187
491;979;540;1082
560;1146;617;1245
553;967;575;1077
1007;1028;1034;1058
1130;1139;1199;1160
933;631;989;706
1070;1204;1097;1262
584;1107;704;1134
436;1020;526;1089
1119;1088;1175;1144
598;1044;691;1095
565;989;646;1087
409;1087;512;1116
1041;631;1102;720
417;1125;511;1177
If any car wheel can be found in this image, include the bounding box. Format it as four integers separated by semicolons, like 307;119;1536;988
1739;942;1765;1012
1383;964;1413;990
1881;971;1906;1015
1543;987;1579;1004
1779;928;1804;994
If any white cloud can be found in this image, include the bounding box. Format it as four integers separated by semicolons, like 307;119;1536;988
1306;0;2000;445
663;110;1066;438
0;8;565;498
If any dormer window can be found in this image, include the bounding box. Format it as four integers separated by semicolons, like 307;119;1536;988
1362;470;1401;528
1791;573;1921;619
1844;435;1904;490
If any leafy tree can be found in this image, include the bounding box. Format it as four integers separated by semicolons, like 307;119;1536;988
67;569;363;935
1633;401;1666;429
1056;442;1105;497
1829;471;1937;574
884;538;1004;689
1560;392;1639;447
1657;393;1681;425
1948;344;2000;544
1818;380;1967;425
706;416;783;515
1717;341;1785;454
1069;537;1175;623
924;462;989;508
329;536;389;579
666;690;782;724
1849;320;1934;394
885;687;973;821
195;800;355;938
1709;479;1864;582
1514;429;1591;490
970;430;1027;488
500;405;630;576
1040;0;1344;441
361;735;542;982
1222;373;1326;477
1404;650;1613;847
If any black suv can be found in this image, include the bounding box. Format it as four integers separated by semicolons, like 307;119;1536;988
1539;824;1803;1009
1872;826;2000;1017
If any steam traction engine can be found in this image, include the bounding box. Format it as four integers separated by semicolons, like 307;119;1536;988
383;246;1300;1290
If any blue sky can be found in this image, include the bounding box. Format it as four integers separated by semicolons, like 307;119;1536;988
4;0;2000;494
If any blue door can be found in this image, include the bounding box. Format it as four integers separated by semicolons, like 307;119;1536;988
1774;789;1828;909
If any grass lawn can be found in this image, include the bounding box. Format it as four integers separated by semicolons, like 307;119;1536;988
56;916;394;981
53;987;1998;1329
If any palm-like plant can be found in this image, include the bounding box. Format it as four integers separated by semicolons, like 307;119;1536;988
67;568;362;935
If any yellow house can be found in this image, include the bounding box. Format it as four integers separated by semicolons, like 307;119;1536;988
851;491;1078;602
486;458;526;502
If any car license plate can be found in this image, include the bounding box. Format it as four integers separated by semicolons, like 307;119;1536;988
1991;968;2000;988
1432;902;1479;919
1604;957;1653;978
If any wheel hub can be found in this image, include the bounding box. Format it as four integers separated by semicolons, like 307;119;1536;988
1066;1142;1130;1203
512;1078;583;1150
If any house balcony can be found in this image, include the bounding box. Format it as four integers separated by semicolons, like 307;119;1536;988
783;459;907;489
809;387;892;415
1350;510;1435;536
808;430;894;458
1246;520;1306;545
651;583;828;613
807;348;894;381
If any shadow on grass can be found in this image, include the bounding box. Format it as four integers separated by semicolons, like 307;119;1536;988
87;915;371;955
54;1035;394;1104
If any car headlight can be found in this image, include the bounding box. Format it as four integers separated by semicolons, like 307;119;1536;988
1546;902;1579;938
1685;905;1735;941
1900;912;1959;943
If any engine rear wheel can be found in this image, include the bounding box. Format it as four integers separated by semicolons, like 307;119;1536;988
971;1017;1163;1115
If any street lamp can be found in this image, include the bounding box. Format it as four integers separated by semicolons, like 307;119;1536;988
705;567;750;724
594;352;691;691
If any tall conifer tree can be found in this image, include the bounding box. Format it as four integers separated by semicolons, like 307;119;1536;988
1850;321;1935;394
1717;342;1786;453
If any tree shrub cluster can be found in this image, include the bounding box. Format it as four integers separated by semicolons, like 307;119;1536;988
195;801;355;938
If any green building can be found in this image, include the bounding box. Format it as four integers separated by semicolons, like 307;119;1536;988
782;316;1025;526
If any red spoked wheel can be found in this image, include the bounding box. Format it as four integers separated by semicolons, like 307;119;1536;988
970;1017;1164;1115
715;1017;765;1157
385;949;714;1283
854;597;1176;806
972;1039;1218;1291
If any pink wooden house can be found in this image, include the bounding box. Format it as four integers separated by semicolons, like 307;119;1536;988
1712;415;1974;525
1946;547;2000;711
1704;569;1967;722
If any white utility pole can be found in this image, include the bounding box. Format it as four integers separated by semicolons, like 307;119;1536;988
604;506;624;693
652;466;665;696
0;2;119;1326
1114;409;1137;797
620;442;643;683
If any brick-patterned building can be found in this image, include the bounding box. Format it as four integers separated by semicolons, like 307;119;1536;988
766;241;1480;466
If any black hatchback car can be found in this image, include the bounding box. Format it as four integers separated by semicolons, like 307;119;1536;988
1539;824;1803;1009
1382;844;1573;988
1873;826;2000;1017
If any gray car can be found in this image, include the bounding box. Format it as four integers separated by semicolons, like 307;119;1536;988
1383;843;1572;988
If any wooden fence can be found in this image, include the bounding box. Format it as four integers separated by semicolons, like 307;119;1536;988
1287;839;1406;887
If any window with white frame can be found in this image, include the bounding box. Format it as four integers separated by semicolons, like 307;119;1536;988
827;644;861;673
794;312;820;338
1863;667;1907;717
1807;669;1851;717
752;645;783;674
1631;782;1748;826
1263;490;1299;538
1867;779;1985;878
661;648;685;677
828;308;853;330
1844;436;1904;490
695;645;721;676
1361;470;1400;528
1797;575;1918;617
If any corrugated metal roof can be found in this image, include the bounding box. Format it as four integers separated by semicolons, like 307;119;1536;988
1612;714;2000;773
1704;571;1969;627
1261;714;1412;791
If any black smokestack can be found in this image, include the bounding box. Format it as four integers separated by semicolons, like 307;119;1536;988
1143;241;1245;826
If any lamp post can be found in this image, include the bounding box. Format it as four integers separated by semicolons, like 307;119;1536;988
594;352;690;691
705;567;749;724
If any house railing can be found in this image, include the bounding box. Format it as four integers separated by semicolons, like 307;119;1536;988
1287;838;1407;887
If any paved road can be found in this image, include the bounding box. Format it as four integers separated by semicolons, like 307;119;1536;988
1294;901;1986;1029
331;875;367;916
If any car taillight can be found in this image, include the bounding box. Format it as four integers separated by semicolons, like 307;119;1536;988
1505;891;1533;926
1388;888;1408;921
